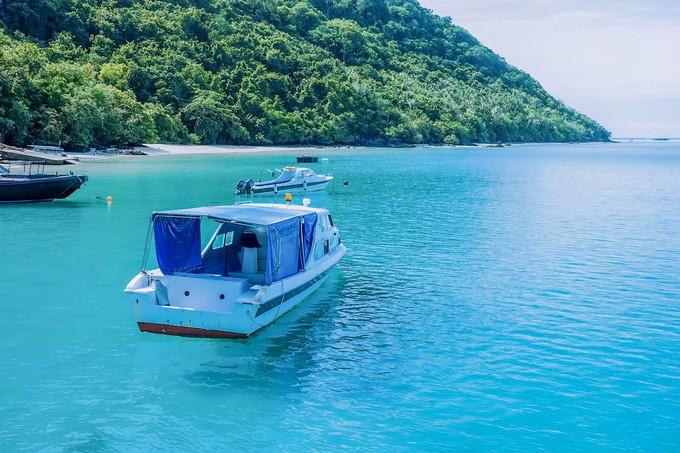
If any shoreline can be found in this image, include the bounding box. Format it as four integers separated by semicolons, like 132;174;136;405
135;141;619;157
4;141;624;165
134;142;570;157
138;143;346;156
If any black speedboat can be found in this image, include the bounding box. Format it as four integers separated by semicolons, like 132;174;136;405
296;155;318;163
0;163;88;203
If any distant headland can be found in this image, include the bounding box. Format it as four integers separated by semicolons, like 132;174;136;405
0;0;610;149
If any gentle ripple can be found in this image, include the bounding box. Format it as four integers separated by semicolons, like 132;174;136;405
1;142;680;451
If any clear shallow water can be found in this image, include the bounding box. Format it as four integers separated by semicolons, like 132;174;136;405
1;142;679;451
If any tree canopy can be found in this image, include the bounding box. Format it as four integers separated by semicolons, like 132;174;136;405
0;0;610;148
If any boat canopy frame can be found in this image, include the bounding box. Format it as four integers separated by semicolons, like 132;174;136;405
143;205;318;285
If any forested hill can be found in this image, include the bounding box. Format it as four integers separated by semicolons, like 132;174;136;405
0;0;610;148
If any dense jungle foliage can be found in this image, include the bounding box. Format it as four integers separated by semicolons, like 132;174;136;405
0;0;610;148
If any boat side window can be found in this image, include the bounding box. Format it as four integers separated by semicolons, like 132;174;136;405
210;231;233;250
328;215;334;227
212;234;225;250
314;238;330;259
314;240;324;259
319;214;331;232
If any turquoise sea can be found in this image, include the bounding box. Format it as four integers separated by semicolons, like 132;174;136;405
1;142;679;451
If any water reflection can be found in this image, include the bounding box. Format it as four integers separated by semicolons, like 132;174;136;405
180;273;344;393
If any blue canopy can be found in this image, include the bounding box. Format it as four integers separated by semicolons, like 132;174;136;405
153;216;202;275
302;213;317;262
152;205;318;283
265;217;302;284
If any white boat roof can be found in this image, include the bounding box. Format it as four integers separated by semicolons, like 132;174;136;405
153;203;325;225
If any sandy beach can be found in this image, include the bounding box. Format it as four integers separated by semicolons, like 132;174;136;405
139;144;344;156
3;143;373;167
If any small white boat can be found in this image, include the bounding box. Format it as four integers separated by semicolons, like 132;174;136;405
124;202;346;338
236;167;333;195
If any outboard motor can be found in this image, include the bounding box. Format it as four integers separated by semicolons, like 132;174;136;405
236;179;255;195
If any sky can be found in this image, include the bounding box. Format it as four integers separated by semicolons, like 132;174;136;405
419;0;680;137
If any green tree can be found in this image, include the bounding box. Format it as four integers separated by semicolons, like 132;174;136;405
0;0;610;147
181;92;249;144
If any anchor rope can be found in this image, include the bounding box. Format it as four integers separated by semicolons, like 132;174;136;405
53;175;85;200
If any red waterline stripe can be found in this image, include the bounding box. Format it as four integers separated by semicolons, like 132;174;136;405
138;322;248;339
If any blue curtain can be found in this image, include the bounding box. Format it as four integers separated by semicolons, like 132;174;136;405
153;216;202;275
265;218;302;284
302;213;317;263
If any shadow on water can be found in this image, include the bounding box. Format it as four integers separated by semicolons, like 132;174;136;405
177;272;346;392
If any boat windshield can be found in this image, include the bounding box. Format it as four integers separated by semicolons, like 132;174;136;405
273;168;296;183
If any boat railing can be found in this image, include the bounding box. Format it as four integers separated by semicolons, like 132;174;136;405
1;160;59;176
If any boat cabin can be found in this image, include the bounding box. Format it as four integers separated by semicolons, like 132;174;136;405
261;167;316;186
148;203;338;287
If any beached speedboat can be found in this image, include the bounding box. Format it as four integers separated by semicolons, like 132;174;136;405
0;163;88;203
124;202;346;338
236;167;333;195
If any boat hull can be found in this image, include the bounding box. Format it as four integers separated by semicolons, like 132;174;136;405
0;174;88;203
127;245;345;338
133;271;332;338
251;179;331;195
137;322;249;338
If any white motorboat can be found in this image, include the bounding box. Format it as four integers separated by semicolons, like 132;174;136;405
124;202;346;338
236;167;333;195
